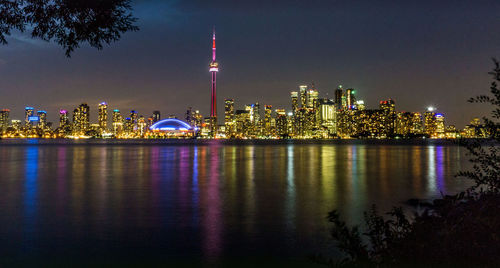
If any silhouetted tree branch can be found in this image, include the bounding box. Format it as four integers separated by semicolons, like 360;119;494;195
457;58;500;192
0;0;138;56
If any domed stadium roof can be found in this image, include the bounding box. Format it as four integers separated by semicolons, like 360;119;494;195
150;119;192;131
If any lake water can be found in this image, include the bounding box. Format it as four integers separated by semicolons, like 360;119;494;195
0;139;471;266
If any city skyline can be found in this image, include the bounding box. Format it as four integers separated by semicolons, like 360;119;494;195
0;80;486;140
0;26;488;139
0;1;498;128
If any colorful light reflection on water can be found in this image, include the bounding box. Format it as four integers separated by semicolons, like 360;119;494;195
0;140;470;265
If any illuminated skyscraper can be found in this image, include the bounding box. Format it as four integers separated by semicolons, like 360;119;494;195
73;103;90;135
124;117;133;134
275;109;288;137
112;109;123;135
411;113;423;134
380;99;396;136
291;91;299;114
396;112;413;136
59;110;69;128
346;88;356;110
424;107;437;137
436;113;445;138
25;106;34;126
224;99;235;138
0;109;10;132
98;102;108;132
186;107;194;126
319;99;336;135
307;89;319;109
253;102;261;123
153;111;161;123
80;103;90;132
209;28;219;137
299;85;308;108
130;110;138;123
235;110;250;138
72;108;80;134
264;105;273;136
138;116;147;136
37;110;47;129
334;86;343;109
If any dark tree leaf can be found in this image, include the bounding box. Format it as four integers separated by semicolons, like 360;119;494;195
0;0;139;56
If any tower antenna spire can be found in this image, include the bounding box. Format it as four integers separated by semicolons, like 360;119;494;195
212;26;216;61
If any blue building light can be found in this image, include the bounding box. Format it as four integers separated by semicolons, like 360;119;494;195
150;119;192;131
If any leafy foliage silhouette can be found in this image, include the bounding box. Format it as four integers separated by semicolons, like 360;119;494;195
0;0;138;56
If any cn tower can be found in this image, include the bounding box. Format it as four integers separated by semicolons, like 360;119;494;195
209;28;219;137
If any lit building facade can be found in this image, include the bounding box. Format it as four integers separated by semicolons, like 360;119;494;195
380;99;396;137
37;110;47;129
25;107;34;126
224;99;235;138
346;88;356;110
275;109;288;137
299;85;308;108
424;109;437;138
153;111;161;123
112;109;123;136
98;102;108;132
0;109;10;132
263;105;273;137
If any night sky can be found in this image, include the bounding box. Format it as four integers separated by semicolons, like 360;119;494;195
0;0;499;128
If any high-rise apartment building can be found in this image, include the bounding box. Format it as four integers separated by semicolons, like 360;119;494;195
380;99;396;136
253;102;260;124
411;113;423;134
72;104;89;135
334;86;343;109
59;110;69;128
98;102;108;132
307;89;319;109
25;107;34;126
264;105;273;136
224;99;235;138
153;111;161;123
235;110;251;138
37;111;47;129
275;109;288;137
436;113;445;138
138;116;147;136
291;91;299;114
299;85;308;108
424;108;437;137
0;109;10;132
112;109;123;135
319;99;336;135
346;88;356;110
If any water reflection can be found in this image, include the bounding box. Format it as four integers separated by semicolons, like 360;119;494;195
23;145;38;251
0;141;470;264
